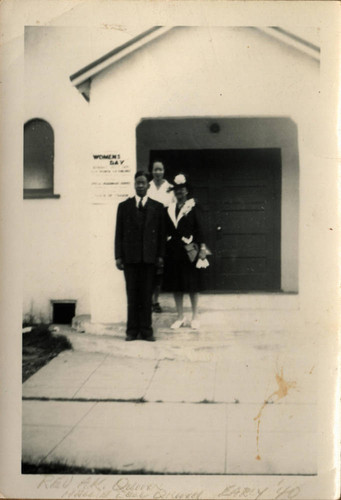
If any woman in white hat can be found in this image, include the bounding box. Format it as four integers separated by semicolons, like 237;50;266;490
163;173;209;330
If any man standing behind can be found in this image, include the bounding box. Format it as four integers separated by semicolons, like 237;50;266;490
115;171;165;341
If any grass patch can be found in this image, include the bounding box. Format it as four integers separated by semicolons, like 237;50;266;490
22;396;147;403
22;462;168;475
22;325;72;382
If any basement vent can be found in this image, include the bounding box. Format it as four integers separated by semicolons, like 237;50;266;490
51;300;76;325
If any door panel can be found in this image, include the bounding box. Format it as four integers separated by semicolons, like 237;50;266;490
222;234;268;257
221;256;268;274
219;211;269;233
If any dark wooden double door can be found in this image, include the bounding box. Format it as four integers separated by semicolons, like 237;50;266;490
150;149;281;292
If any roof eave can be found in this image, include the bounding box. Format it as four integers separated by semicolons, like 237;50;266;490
70;26;320;102
70;26;173;101
256;27;320;63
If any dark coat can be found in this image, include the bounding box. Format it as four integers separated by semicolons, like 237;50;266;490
165;200;205;262
163;200;207;293
115;197;165;264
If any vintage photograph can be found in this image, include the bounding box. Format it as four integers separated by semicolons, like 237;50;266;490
0;2;338;498
21;23;321;476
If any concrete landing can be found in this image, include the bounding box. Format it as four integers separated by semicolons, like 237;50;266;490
62;292;303;360
71;293;301;335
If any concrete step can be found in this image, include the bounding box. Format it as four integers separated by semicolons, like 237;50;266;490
55;322;297;362
72;308;302;337
63;294;303;359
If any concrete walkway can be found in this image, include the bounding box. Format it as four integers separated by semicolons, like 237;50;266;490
22;298;317;475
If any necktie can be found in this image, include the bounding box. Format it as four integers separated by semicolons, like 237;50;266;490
138;197;143;210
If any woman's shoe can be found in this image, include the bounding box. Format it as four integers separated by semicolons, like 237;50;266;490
171;318;185;330
190;319;200;330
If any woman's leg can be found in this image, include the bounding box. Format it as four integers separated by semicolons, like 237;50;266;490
189;292;199;320
174;292;184;320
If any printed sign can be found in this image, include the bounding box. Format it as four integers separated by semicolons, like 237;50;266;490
91;153;132;203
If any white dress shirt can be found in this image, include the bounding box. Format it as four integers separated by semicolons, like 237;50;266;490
135;195;148;207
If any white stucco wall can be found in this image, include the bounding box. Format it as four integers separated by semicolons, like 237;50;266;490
88;26;322;323
23;27;131;322
24;25;337;333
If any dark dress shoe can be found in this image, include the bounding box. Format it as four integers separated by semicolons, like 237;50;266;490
152;302;162;313
125;335;137;341
143;336;156;342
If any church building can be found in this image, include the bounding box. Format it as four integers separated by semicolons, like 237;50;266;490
24;26;328;331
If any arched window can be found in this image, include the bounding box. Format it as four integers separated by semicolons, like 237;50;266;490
24;119;59;199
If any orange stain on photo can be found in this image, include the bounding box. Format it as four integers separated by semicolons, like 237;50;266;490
254;367;297;460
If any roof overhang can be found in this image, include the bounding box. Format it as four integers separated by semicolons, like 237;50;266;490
256;27;320;62
70;26;320;102
70;26;173;101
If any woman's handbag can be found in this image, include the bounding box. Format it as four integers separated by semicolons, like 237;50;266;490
184;242;199;263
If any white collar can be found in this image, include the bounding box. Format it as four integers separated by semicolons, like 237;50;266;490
152;179;166;188
167;203;177;227
167;199;195;228
135;195;148;207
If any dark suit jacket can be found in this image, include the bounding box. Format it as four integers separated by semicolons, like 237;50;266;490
115;197;166;264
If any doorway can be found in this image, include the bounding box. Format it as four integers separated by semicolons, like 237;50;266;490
149;149;281;292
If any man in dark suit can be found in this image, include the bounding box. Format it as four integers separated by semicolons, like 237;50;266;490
115;171;165;341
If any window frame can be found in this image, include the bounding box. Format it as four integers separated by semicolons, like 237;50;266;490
23;118;60;200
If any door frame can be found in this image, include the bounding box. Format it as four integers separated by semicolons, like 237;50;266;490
136;117;299;292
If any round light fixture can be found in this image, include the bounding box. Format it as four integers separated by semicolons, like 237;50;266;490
209;123;220;134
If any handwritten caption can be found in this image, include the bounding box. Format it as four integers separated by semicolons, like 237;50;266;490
37;476;302;499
